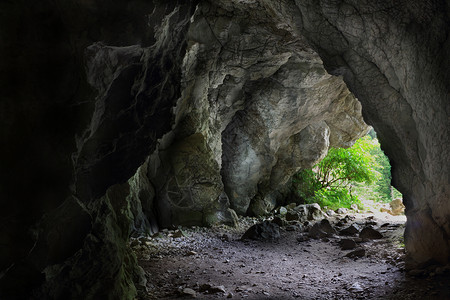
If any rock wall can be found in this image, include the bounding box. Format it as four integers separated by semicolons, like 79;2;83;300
266;0;450;268
0;1;198;299
147;1;368;226
1;0;448;298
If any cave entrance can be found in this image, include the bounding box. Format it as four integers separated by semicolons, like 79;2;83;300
289;128;405;220
134;129;421;299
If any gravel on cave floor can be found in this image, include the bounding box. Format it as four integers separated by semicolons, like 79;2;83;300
133;211;450;300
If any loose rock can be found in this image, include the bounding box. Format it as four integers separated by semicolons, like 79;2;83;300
335;208;348;214
241;221;280;241
309;219;336;239
339;224;360;236
359;227;383;240
286;212;300;221
182;288;197;297
345;248;366;258
271;217;285;227
340;239;357;250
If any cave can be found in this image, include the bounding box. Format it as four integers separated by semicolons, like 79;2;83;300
0;0;449;299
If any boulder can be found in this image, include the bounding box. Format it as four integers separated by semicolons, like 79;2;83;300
292;203;327;221
286;212;300;222
339;224;361;236
340;239;358;250
359;227;383;240
335;208;349;214
390;199;405;216
271;217;285;227
241;221;281;241
309;219;336;239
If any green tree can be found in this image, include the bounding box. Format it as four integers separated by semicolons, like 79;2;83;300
292;135;383;210
315;136;381;190
351;132;402;203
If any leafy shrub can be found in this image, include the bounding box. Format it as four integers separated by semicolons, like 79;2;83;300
311;188;362;211
291;132;401;209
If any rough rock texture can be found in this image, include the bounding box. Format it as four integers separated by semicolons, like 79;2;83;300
241;221;281;241
1;0;448;298
0;1;198;299
265;0;450;267
147;0;368;225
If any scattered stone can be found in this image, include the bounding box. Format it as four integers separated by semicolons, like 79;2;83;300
199;283;212;292
309;219;336;239
340;238;357;250
348;282;364;292
326;209;336;216
271;216;285;227
302;221;312;232
390;198;405;215
182;288;197;297
293;203;326;221
297;234;309;242
220;234;231;241
186;250;198;256
350;204;358;211
336;215;355;227
171;229;187;238
151;232;164;239
339;224;360;236
345;248;366;258
286;212;300;221
359;227;383;240
208;285;227;294
365;220;377;226
241;221;280;241
279;206;288;215
335;208;348;214
130;239;140;247
227;292;233;298
285;225;298;231
199;283;227;294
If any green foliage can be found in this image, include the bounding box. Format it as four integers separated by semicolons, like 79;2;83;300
315;135;381;189
351;131;401;203
292;132;401;209
311;188;362;211
292;169;321;200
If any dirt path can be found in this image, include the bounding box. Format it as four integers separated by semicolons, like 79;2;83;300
135;211;450;300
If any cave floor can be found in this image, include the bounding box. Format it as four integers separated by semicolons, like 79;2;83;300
135;211;450;300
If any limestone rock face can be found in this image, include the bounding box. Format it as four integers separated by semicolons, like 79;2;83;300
270;0;450;267
147;1;368;223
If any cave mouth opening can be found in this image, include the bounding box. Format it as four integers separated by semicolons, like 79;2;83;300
133;140;416;300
